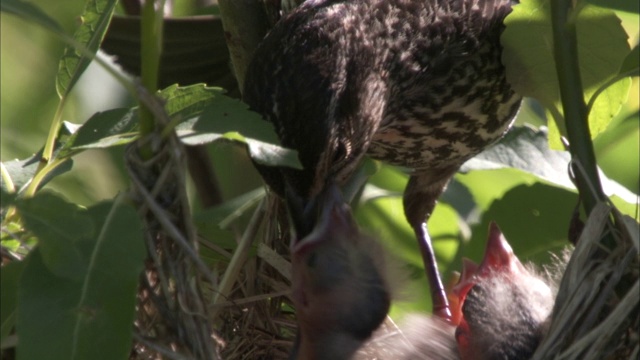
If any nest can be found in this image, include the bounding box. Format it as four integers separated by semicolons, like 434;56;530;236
125;90;221;359
533;203;639;360
125;91;298;358
213;196;297;360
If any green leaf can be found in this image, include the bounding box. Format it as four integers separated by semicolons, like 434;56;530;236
177;94;302;169
1;156;72;194
56;0;118;98
0;0;64;34
1;260;26;342
502;0;631;139
583;0;639;14
68;84;224;151
587;77;632;138
594;112;640;194
161;83;223;119
68;108;138;150
619;44;639;77
16;200;145;360
461;126;575;189
461;126;637;204
17;192;94;280
466;183;576;265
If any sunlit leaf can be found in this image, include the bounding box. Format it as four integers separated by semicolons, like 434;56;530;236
594;112;640;194
502;0;631;139
462;126;574;189
587;77;632;138
56;0;118;99
461;126;638;205
161;83;224;119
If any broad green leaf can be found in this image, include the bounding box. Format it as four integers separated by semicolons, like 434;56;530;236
0;0;64;34
461;126;574;189
17;192;93;280
466;183;576;266
1;260;26;342
16;201;145;360
68;84;225;151
187;96;279;144
56;0;118;98
68;108;138;150
594;112;640;194
587;77;632;138
460;126;638;205
161;83;224;119
1;156;72;194
502;0;630;139
177;95;302;169
583;0;639;14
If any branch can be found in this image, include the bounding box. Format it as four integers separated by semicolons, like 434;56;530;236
550;0;606;215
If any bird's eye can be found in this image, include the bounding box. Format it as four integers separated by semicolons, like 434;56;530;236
333;142;347;163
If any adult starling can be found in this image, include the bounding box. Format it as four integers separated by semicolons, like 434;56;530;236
244;0;522;319
289;183;391;359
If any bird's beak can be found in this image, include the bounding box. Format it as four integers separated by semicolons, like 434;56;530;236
449;222;526;325
290;183;355;255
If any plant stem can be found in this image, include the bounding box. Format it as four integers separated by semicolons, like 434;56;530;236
550;0;606;215
138;0;165;158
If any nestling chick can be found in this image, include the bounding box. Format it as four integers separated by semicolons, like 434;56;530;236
450;222;557;360
289;184;391;360
360;222;561;360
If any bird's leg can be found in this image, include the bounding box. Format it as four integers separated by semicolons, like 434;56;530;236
404;169;459;322
414;222;451;320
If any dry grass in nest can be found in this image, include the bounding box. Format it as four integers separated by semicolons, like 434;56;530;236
212;195;298;360
533;203;639;360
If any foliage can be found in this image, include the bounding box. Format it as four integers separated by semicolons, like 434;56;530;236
0;0;638;358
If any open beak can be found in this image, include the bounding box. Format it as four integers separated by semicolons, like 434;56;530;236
448;222;526;325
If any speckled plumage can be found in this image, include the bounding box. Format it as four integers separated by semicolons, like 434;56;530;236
245;0;520;197
244;0;521;322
